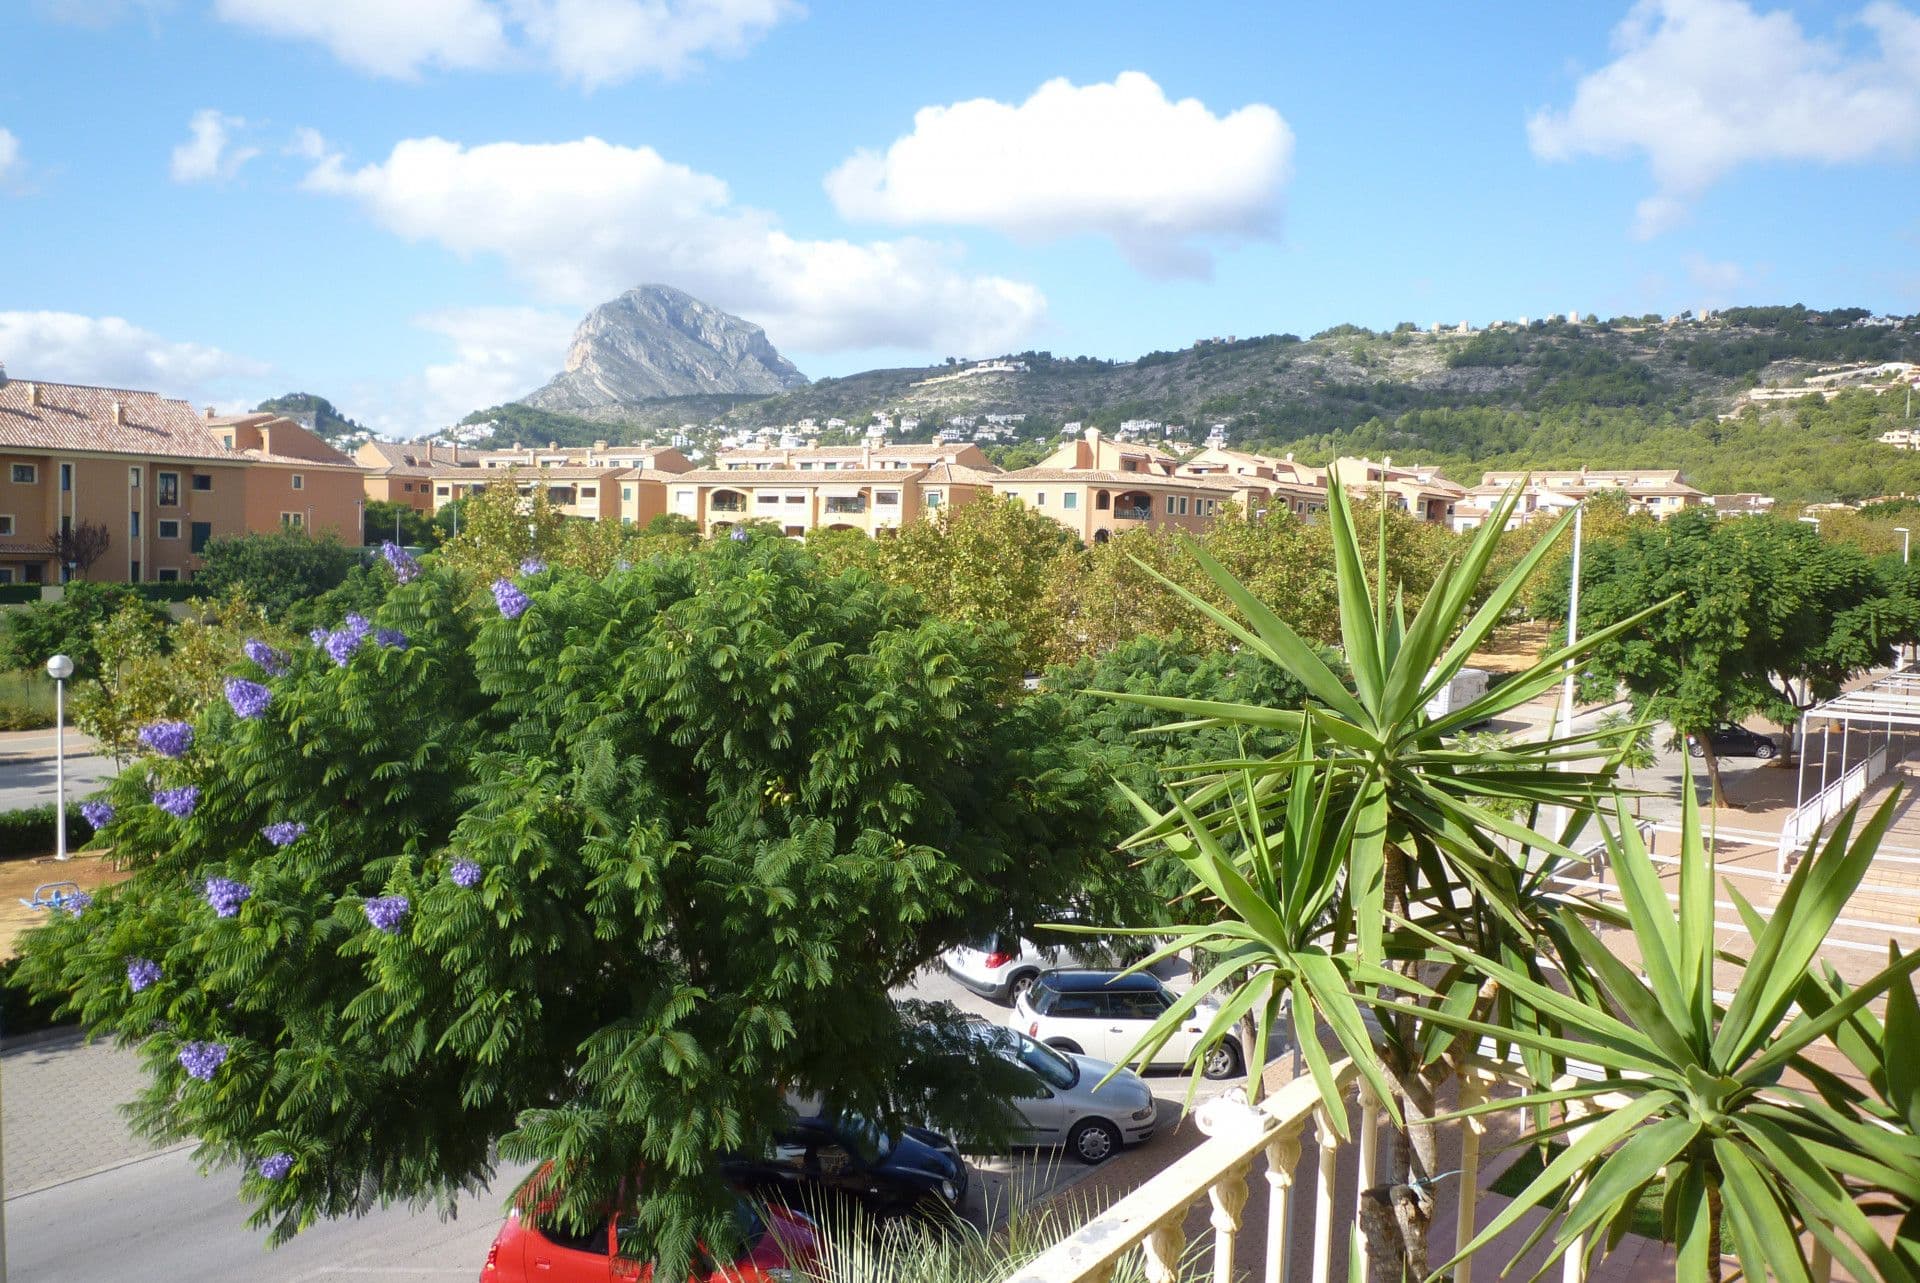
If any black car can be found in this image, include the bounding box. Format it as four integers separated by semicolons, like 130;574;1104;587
722;1114;967;1220
1687;724;1777;760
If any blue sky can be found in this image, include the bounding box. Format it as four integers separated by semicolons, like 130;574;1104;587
2;0;1917;436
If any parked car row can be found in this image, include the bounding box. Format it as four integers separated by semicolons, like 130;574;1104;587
484;967;1205;1280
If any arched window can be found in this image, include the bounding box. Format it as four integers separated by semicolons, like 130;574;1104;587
1095;491;1111;511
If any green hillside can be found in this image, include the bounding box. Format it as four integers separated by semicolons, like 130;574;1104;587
458;306;1920;501
254;393;367;443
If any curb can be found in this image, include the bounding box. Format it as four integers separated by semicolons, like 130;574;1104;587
3;1139;195;1202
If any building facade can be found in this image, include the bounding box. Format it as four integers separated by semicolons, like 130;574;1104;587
993;429;1239;542
0;378;363;585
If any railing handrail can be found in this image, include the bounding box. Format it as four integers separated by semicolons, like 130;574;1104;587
999;1061;1359;1283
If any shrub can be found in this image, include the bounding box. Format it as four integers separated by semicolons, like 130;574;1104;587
0;804;98;859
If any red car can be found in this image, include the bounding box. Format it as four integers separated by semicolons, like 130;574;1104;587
479;1196;816;1282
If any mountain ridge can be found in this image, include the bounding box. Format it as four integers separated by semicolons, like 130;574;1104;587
519;284;808;412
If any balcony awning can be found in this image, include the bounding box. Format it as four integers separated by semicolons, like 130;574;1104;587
1803;669;1920;729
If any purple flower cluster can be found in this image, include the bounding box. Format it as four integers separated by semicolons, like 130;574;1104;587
363;895;410;934
382;541;420;584
323;629;362;666
309;627;329;646
257;1153;294;1181
374;628;408;650
204;876;251;917
344;613;372;640
139;721;195;758
729;527;750;543
177;1041;228;1082
153;785;200;818
225;678;272;720
261;821;306;847
63;890;92;917
243;639;289;675
449;859;483;888
127;957;162;992
519;557;548;576
81;800;115;829
492;578;530;620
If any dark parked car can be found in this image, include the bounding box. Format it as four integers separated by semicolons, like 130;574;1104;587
1687;724;1777;760
722;1115;967;1221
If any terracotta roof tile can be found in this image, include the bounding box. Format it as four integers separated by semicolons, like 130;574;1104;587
0;380;231;461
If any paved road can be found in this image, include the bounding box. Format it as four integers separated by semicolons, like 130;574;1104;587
8;1145;521;1283
0;729;116;813
0;964;1239;1281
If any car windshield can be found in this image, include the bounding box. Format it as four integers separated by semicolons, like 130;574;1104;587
832;1115;893;1164
1017;1035;1079;1090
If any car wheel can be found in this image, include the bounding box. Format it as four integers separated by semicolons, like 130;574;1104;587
1044;1038;1083;1056
1755;742;1776;760
1004;970;1039;1006
1202;1040;1243;1082
1067;1118;1122;1165
1687;741;1705;758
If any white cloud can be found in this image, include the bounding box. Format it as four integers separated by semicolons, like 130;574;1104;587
1530;0;1920;237
401;305;578;433
211;0;512;79
0;129;19;184
206;0;792;84
0;311;274;406
507;0;799;88
825;72;1293;277
169;109;260;184
301;134;1044;354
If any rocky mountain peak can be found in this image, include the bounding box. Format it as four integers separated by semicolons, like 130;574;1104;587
519;285;807;412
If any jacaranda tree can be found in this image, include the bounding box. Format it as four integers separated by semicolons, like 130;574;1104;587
18;533;1123;1273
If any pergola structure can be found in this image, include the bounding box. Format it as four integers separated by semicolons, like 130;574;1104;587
1781;668;1920;864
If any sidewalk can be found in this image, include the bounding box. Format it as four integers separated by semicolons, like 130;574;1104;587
2;1030;173;1198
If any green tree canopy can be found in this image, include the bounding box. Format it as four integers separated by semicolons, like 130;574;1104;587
193;531;363;620
0;581;171;675
18;534;1124;1273
1539;510;1920;798
362;500;435;549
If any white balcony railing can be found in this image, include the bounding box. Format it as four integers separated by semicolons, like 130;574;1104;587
999;1056;1736;1283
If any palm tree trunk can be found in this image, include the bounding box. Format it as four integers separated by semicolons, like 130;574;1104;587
1371;841;1438;1278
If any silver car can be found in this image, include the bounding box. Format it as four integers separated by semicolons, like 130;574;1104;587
970;1025;1158;1164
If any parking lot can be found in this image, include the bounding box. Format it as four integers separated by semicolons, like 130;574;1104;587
896;955;1256;1226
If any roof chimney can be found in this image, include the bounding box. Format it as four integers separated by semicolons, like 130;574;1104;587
593;439;607;451
25;382;39;407
0;361;8;386
112;401;125;424
548;440;558;450
205;406;216;419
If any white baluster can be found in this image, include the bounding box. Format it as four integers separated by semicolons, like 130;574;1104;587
1208;1161;1252;1283
1143;1216;1187;1283
1454;1073;1486;1283
1311;1106;1341;1283
1352;1084;1382;1282
1264;1127;1303;1283
1561;1101;1589;1283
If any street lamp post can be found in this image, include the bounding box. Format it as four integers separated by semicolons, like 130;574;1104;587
47;653;73;862
1897;528;1913;668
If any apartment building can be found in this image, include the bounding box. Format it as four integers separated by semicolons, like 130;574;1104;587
356;440;472;513
1176;447;1330;519
1455;467;1707;532
654;442;1001;538
424;464;670;527
715;442;995;474
0;376;363;585
204;413;365;541
473;441;693;475
1327;457;1466;525
992;428;1238;543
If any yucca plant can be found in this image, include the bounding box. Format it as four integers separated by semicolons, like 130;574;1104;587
1086;479;1665;1272
1062;727;1414;1123
1387;776;1920;1283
